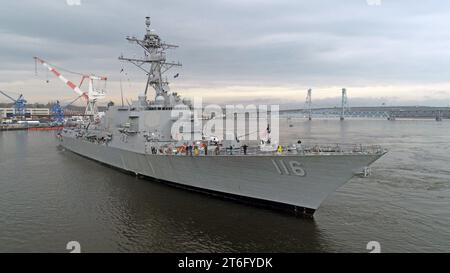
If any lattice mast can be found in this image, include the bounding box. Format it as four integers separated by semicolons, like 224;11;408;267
119;17;181;106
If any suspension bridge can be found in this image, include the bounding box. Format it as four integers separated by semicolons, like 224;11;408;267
282;88;449;121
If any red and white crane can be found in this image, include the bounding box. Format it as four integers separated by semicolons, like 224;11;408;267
34;56;107;116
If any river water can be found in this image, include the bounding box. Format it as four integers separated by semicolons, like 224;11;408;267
0;119;449;252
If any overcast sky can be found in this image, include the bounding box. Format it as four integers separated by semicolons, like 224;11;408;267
1;0;450;108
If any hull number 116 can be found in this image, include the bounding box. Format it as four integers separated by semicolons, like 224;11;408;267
271;160;306;177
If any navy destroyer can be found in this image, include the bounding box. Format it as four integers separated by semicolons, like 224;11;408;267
58;17;386;217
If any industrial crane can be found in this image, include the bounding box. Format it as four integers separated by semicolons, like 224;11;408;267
50;94;89;126
0;90;27;119
34;57;107;117
51;101;64;125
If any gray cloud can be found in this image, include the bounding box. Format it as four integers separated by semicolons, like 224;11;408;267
1;0;450;105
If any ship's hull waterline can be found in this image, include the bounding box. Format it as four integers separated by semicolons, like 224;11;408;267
61;136;383;217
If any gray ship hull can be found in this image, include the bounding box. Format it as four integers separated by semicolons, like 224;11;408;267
61;136;382;216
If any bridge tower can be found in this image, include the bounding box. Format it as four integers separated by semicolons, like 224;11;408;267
388;111;396;121
340;88;348;121
306;88;312;120
436;110;443;122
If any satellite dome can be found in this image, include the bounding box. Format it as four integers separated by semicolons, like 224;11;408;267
155;95;165;105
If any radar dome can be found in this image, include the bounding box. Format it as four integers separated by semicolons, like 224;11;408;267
155;95;165;105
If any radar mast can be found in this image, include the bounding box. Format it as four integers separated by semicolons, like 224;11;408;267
119;17;181;106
